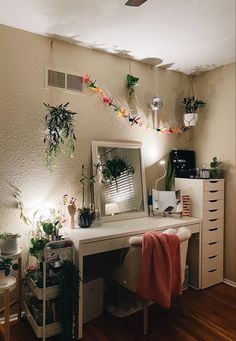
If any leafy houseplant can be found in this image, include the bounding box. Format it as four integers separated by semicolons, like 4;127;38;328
210;156;224;179
100;158;135;190
0;232;21;255
0;257;19;276
182;96;206;113
127;74;139;97
0;257;19;285
43;102;77;168
29;236;48;260
182;96;206;127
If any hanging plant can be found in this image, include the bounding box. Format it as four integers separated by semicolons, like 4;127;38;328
43;102;77;168
127;74;139;96
182;96;206;113
100;158;135;189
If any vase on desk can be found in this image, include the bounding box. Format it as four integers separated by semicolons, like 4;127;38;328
78;208;93;228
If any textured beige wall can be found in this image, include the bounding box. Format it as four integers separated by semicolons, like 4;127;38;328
0;24;191;257
192;63;236;282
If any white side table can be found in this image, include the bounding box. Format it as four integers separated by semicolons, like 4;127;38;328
0;276;17;341
0;249;22;321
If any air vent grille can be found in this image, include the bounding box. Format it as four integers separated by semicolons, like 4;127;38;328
67;74;83;92
48;70;65;89
47;69;84;93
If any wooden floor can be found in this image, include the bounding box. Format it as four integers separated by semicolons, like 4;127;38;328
2;283;236;341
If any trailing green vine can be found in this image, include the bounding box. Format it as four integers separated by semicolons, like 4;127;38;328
43;102;77;168
127;74;139;96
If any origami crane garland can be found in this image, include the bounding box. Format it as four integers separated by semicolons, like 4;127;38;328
83;74;190;135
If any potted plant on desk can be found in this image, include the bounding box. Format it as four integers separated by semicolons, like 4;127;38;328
182;96;206;127
210;156;224;179
77;164;95;228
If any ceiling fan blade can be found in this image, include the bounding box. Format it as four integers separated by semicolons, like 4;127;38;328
125;0;148;7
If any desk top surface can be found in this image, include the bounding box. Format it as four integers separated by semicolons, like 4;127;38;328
63;216;200;244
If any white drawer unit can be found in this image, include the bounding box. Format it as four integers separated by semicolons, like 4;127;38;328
175;178;224;289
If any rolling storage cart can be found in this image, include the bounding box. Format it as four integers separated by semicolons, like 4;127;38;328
24;239;74;340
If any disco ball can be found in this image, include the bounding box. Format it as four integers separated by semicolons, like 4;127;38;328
150;97;163;111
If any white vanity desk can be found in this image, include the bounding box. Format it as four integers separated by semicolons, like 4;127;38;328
64;215;201;340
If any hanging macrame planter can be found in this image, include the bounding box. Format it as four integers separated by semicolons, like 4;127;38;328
182;96;206;127
183;113;198;127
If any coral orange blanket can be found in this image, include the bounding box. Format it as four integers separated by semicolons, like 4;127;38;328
136;231;182;308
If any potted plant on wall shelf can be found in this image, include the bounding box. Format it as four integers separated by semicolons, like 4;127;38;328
182;96;206;127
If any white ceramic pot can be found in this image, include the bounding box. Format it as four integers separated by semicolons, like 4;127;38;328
184;113;198;127
0;238;18;255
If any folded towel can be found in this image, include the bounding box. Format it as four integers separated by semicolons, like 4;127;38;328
136;231;182;308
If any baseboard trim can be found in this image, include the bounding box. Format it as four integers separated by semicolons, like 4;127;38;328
223;278;236;288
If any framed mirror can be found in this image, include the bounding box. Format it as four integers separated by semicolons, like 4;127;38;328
92;140;148;222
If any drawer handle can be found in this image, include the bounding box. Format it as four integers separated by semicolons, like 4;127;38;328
209;209;217;212
208;268;217;273
208;242;217;245
209;190;218;193
209;228;218;231
208;255;217;259
209;181;219;184
209;218;217;222
209;200;217;203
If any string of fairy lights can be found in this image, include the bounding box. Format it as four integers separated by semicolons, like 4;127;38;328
83;74;190;135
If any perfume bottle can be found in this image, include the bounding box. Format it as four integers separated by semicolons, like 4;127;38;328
148;190;153;217
94;209;102;226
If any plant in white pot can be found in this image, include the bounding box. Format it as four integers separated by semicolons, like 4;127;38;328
0;257;19;285
182;96;206;127
0;232;21;255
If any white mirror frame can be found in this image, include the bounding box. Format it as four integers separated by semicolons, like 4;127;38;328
92;140;148;222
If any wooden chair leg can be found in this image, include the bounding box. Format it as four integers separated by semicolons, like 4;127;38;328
4;289;10;341
142;299;148;335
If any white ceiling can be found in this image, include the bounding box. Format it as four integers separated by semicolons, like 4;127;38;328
0;0;235;74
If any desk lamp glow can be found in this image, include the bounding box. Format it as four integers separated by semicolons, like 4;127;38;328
154;160;167;189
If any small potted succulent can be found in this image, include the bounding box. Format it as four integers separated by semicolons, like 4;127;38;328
0;232;21;255
182;96;206;126
0;257;19;285
210;157;224;179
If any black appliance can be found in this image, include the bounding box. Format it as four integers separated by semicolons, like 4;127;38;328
170;149;196;178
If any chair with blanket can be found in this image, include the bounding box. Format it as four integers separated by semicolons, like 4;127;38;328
111;227;192;335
